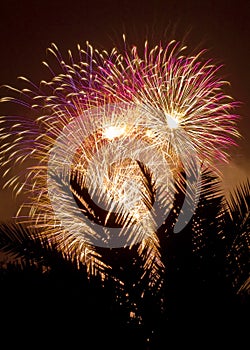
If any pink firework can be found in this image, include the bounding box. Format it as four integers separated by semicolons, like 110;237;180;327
0;37;241;273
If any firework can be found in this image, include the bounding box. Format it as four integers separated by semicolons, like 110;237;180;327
93;38;240;164
0;37;240;273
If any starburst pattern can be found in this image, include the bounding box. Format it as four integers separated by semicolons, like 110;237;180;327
0;37;240;274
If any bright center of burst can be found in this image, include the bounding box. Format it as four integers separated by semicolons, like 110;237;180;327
166;114;179;129
103;125;126;140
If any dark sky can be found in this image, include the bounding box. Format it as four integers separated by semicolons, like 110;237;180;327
0;0;249;221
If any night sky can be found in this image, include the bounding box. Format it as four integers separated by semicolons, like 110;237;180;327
0;0;249;221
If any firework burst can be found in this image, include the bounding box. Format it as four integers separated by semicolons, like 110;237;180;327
92;37;240;164
0;37;240;274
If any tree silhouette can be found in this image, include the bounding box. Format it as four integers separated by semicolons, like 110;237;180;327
0;170;249;349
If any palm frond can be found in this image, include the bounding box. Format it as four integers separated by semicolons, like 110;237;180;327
0;221;87;273
198;167;224;202
226;178;250;226
0;222;46;262
223;178;250;290
70;163;163;286
192;167;224;253
136;160;156;211
70;170;133;228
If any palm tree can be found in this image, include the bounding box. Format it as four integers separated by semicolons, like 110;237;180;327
0;170;249;348
0;223;142;348
223;179;250;291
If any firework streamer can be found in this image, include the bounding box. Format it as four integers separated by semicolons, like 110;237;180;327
0;37;240;276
